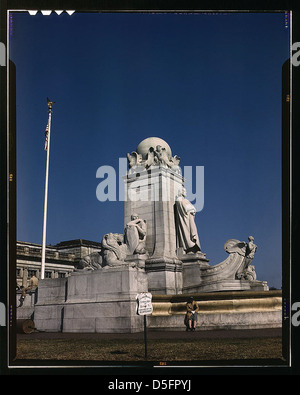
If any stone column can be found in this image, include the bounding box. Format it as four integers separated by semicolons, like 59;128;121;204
23;268;28;287
124;166;183;294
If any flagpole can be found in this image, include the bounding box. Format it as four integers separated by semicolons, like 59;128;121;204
41;98;55;279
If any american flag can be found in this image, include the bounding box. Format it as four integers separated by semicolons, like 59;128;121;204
44;122;49;150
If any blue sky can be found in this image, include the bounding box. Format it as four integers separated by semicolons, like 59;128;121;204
10;12;289;289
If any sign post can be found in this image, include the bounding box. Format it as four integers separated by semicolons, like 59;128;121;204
144;315;148;359
136;292;153;360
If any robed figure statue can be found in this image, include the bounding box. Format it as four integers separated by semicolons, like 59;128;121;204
124;213;147;255
174;188;201;254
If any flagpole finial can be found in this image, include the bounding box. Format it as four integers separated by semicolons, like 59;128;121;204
47;97;55;112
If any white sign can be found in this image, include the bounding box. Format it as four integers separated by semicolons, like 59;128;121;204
136;292;153;315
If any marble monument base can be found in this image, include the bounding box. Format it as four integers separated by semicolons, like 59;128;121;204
182;278;269;293
34;265;148;333
124;253;147;269
148;290;282;331
145;256;183;295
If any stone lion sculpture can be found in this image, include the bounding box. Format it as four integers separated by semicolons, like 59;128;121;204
75;233;128;271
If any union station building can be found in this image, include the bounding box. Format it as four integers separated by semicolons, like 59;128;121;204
16;239;101;287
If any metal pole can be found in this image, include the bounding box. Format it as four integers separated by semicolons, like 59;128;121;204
41;99;54;279
144;315;148;359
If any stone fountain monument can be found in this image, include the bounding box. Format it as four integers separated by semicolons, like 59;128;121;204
32;137;270;333
122;136;267;294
